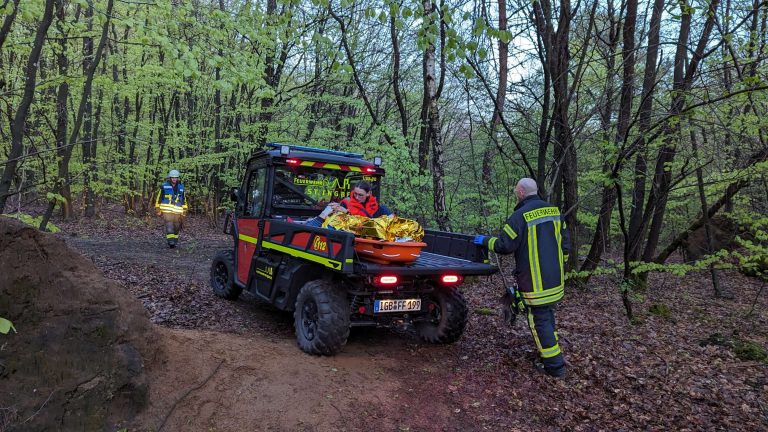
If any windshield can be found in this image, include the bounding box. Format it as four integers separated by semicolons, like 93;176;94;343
272;165;381;216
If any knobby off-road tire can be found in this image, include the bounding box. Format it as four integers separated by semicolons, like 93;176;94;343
294;280;350;355
416;286;468;344
210;250;242;300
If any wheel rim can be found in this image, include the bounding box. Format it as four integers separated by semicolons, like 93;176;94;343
300;299;319;341
425;300;442;324
213;262;228;291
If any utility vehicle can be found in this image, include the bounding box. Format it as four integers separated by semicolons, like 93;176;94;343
211;144;497;355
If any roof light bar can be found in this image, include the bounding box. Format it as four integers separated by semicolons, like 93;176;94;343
267;143;364;159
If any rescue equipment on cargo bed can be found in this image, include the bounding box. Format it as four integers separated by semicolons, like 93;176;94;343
322;213;424;242
322;213;426;264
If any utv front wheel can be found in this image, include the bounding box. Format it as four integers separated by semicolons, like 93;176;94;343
294;280;350;355
416;286;468;344
210;250;242;300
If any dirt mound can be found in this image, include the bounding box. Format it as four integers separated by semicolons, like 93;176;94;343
0;217;158;431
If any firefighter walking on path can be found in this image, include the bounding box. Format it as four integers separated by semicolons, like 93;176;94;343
473;178;570;378
155;169;188;248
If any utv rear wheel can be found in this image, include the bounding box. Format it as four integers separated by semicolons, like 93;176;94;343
294;280;350;355
416;286;468;344
210;250;242;300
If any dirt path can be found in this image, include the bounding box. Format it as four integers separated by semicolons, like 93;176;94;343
61;218;469;431
54;215;768;431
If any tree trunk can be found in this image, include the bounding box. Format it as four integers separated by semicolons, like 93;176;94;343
390;11;407;139
642;0;720;262
39;0;113;231
82;0;95;217
581;0;637;273
0;0;20;52
0;0;55;213
420;0;450;230
624;0;664;270
690;127;722;296
481;0;508;221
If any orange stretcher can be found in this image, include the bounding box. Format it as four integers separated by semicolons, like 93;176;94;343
353;238;427;264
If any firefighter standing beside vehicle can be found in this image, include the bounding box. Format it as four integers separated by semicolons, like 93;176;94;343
473;178;570;378
155;169;188;248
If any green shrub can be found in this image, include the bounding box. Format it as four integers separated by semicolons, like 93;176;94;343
648;303;672;318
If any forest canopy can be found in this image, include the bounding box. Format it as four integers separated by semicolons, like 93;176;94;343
1;0;767;315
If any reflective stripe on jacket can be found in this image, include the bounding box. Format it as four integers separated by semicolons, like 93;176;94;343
484;195;570;306
155;181;187;215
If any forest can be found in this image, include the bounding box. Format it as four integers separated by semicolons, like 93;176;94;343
2;0;767;313
1;0;767;429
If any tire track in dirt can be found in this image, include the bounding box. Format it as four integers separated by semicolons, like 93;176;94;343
61;226;466;431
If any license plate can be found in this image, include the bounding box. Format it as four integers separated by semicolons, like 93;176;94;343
374;299;421;313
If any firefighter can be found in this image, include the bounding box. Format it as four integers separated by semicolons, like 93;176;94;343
473;178;570;378
155;169;188;248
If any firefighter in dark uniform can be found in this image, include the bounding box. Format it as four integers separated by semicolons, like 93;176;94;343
473;178;570;378
155;169;188;248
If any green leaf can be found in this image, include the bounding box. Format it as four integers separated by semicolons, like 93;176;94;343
498;30;512;44
0;318;16;335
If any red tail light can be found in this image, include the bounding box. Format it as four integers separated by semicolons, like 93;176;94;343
364;167;377;173
440;274;462;285
373;275;399;286
286;158;300;165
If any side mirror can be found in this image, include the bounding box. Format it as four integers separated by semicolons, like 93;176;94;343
230;187;240;202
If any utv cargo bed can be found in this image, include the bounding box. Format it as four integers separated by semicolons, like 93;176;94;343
353;251;497;276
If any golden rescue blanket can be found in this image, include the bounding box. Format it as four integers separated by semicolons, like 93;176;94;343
322;213;424;242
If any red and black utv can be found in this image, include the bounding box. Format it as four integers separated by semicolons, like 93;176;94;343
210;144;498;355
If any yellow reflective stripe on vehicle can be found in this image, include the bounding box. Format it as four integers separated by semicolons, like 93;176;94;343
488;237;497;251
541;343;561;358
239;233;258;244
503;224;517;240
256;269;273;280
345;258;354;264
299;161;363;172
261;240;342;270
523;207;560;222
